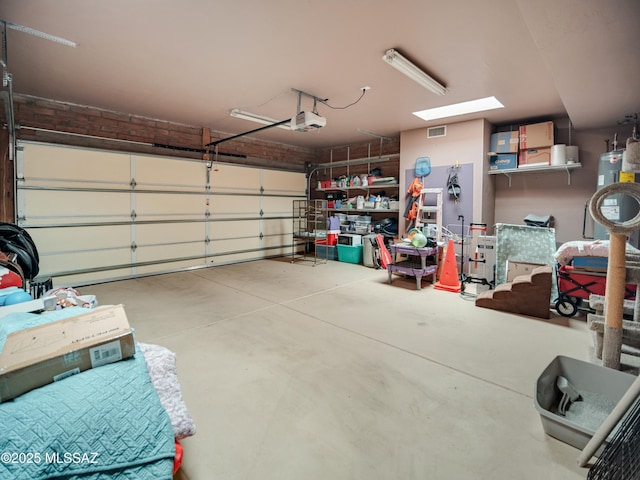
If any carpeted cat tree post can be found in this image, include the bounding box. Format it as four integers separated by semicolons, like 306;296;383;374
589;182;640;369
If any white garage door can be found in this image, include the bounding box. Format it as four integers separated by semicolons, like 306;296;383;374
15;141;305;286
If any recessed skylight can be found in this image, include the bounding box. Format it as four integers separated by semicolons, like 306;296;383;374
413;96;504;122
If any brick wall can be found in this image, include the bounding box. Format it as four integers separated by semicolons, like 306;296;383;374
313;139;401;190
315;138;400;164
9;95;316;168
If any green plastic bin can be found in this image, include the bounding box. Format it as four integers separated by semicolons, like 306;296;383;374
337;244;363;264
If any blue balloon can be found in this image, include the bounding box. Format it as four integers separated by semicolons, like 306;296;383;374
3;290;33;305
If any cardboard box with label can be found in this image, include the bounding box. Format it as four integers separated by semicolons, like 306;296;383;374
489;153;518;170
490;131;519;154
0;304;135;402
519;147;551;167
519;121;554;150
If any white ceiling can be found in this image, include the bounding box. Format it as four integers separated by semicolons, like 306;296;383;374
1;0;639;149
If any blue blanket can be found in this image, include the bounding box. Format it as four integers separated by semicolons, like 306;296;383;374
0;308;175;480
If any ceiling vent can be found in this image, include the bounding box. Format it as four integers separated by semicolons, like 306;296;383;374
427;125;447;138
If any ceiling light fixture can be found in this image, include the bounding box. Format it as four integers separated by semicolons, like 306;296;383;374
230;108;291;130
3;21;77;47
382;48;446;96
413;96;504;122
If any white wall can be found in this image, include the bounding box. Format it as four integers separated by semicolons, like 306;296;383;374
400;118;495;234
493;120;636;244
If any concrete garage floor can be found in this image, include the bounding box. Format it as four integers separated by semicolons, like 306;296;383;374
87;257;595;480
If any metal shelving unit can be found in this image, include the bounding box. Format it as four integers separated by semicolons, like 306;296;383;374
292;199;328;265
316;182;399;192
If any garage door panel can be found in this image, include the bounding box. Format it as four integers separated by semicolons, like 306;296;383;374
211;164;260;193
261;233;290;248
262;244;290;256
134;155;205;187
210;195;260;217
209;220;258;240
135;193;205;218
135;243;204;263
40;249;131;275
210;237;260;255
262;218;291;237
29;225;130;253
134;223;204;244
62;268;134;287
261;196;298;216
262;170;306;195
24;190;130;221
22;143;130;185
134;259;207;276
210;251;260;264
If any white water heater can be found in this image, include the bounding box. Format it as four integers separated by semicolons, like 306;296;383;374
594;150;639;245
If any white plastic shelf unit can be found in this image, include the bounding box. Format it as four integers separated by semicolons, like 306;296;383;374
292;199;328;266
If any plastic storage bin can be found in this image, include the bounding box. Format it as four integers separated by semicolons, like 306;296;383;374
316;245;338;261
534;355;636;454
337;244;363;264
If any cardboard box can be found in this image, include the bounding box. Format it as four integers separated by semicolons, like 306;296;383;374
489;153;517;170
490;131;519;154
0;305;135;402
519;121;554;149
518;147;551;167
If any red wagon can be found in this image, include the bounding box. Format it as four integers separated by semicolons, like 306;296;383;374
555;265;637;317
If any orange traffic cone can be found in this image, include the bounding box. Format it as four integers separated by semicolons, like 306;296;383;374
435;239;461;293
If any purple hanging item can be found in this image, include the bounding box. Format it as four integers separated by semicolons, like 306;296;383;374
328;216;341;230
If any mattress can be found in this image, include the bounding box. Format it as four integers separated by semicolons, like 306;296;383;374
554;240;640;267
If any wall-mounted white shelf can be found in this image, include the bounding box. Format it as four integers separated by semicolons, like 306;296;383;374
488;162;581;187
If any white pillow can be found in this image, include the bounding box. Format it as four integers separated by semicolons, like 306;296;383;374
138;342;196;440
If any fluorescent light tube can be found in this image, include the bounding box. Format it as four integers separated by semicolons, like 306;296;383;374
413;96;504;122
230;109;291;130
5;21;77;47
382;48;446;96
